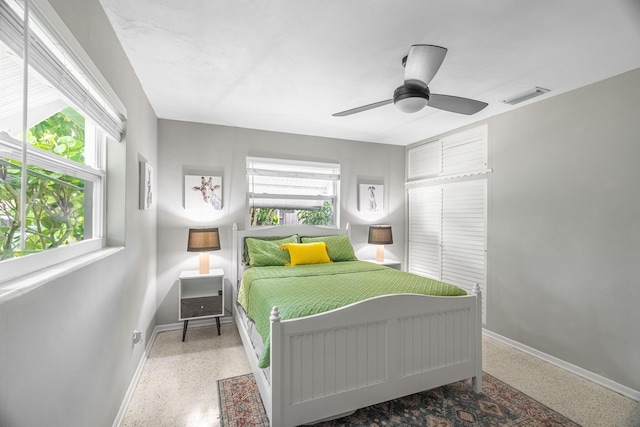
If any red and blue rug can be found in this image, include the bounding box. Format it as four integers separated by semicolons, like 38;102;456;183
218;372;580;426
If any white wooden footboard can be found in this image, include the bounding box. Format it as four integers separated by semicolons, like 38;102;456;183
231;224;482;427
269;288;482;427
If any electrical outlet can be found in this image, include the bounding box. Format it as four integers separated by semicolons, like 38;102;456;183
132;330;143;345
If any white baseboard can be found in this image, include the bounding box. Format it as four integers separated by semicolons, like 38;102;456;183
112;323;637;426
112;317;235;427
483;329;640;402
111;326;160;427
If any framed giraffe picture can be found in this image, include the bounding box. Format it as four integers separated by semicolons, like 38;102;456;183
184;175;223;210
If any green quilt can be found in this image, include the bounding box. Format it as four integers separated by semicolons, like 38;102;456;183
238;261;466;368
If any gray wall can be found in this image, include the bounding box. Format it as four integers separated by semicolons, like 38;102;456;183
156;120;406;325
0;0;159;426
481;68;640;392
0;2;636;424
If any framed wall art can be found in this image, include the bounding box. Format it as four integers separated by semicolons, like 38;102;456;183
185;175;223;210
139;161;153;210
359;183;384;212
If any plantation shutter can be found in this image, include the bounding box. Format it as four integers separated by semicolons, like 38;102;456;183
407;181;487;286
406;125;488;323
407;186;441;279
407;140;441;180
441;180;486;297
441;127;487;175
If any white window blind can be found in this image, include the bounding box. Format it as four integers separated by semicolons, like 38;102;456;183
0;0;125;141
406;125;488;323
246;156;340;226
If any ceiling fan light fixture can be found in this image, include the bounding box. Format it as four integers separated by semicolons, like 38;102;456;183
393;86;429;113
331;44;487;117
502;87;550;105
395;96;428;113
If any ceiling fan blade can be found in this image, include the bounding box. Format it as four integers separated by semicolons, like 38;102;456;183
332;99;393;117
428;94;488;115
404;45;447;89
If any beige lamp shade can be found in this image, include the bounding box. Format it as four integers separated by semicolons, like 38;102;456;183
187;228;221;273
368;225;393;262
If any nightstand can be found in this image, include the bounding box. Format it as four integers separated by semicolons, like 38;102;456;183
179;269;224;341
364;259;402;270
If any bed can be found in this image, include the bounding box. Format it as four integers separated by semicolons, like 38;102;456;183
231;223;482;427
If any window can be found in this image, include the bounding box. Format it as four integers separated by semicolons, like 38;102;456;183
0;0;124;279
246;156;340;227
406;125;489;322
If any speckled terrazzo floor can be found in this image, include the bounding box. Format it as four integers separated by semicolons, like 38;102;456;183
120;323;640;427
483;338;640;427
120;323;251;427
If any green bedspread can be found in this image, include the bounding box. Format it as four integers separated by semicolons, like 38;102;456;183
238;260;466;368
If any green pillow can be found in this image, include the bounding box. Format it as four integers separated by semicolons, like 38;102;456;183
300;235;357;262
245;235;298;267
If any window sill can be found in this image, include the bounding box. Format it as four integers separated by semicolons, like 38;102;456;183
0;246;124;306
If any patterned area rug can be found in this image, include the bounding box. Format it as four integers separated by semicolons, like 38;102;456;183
218;372;581;427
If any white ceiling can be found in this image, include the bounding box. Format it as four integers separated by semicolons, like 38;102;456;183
98;0;640;146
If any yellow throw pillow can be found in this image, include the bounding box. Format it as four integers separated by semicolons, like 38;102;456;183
280;242;331;266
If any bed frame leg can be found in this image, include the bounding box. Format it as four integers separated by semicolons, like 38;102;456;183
473;375;482;393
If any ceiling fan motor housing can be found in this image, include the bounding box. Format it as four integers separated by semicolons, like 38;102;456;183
393;85;430;113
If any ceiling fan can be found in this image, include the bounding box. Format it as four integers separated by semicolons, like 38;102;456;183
332;44;488;117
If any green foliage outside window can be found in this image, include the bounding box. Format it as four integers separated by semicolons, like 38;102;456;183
0;107;87;260
250;208;280;226
296;202;333;225
250;202;333;226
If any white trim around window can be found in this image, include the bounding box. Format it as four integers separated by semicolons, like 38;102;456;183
0;0;124;278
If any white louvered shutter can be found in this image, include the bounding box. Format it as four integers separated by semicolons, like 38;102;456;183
408;186;441;279
441;127;487;175
406;125;488;323
407;140;441;180
441;180;487;320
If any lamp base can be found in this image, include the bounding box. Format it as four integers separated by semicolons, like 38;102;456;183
376;245;385;262
199;252;210;274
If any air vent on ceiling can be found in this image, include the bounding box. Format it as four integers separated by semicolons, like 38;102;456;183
502;87;550;105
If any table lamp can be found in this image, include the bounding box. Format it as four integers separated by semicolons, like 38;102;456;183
187;228;221;274
368;225;393;262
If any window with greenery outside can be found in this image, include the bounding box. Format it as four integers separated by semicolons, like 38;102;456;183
1;107;87;260
250;202;334;227
249;207;279;226
296;201;333;225
246;157;340;228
